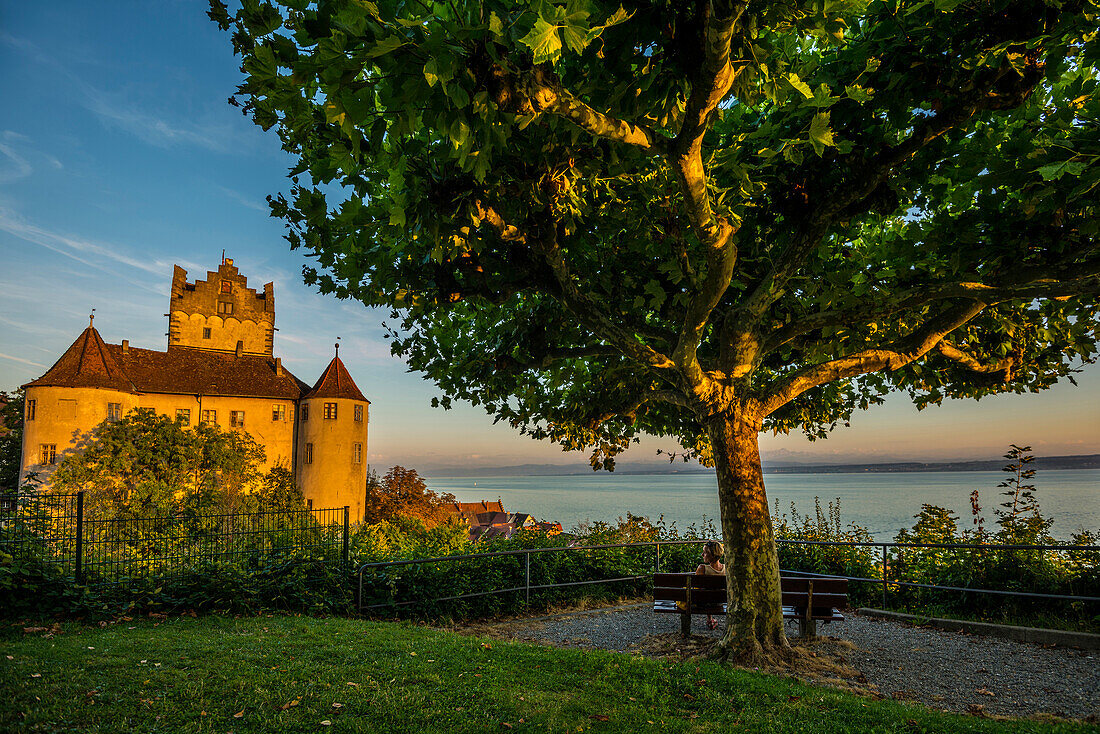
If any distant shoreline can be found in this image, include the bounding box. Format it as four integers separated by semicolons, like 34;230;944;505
423;454;1100;478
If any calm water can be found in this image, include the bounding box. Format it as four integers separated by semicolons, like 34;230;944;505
425;470;1100;541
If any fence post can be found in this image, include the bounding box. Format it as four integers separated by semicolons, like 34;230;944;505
881;543;888;608
343;506;350;567
74;491;85;584
525;550;530;607
655;541;660;573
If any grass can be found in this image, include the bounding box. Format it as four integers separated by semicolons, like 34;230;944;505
1;614;1096;733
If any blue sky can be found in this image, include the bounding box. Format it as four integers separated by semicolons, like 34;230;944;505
1;1;1098;473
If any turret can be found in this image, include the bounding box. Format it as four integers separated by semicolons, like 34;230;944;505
296;342;369;521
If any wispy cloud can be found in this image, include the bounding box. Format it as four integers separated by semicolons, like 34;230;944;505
0;141;32;184
214;185;269;212
0;205;163;291
0;352;46;369
2;33;254;155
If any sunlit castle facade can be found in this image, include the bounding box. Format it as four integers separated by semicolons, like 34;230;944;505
19;258;369;520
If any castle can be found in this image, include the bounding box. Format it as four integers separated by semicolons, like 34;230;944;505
19;258;369;520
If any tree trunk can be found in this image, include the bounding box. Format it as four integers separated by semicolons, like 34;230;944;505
706;409;791;664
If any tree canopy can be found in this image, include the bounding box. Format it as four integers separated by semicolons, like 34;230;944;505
212;0;1100;659
49;409;277;519
363;465;458;526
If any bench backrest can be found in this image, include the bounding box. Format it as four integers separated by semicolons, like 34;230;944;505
653;573;848;611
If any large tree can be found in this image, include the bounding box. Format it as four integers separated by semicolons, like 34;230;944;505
212;0;1100;660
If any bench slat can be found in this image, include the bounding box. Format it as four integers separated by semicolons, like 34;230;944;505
781;592;848;609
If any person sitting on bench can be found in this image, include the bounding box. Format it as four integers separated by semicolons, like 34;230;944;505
695;540;725;630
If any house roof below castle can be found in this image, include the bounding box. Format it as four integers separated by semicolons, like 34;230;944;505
24;325;310;399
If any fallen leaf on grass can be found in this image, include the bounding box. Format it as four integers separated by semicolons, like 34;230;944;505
481;643;492;649
683;693;695;701
278;699;301;711
233;710;244;718
346;682;359;687
501;723;513;729
788;695;801;702
590;714;610;721
320;720;332;726
30;674;41;679
331;703;343;709
409;651;417;656
23;627;48;634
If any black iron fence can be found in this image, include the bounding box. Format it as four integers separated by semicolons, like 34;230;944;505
356;539;1100;613
0;491;351;584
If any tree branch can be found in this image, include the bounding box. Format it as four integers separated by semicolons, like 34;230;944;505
764;270;1100;353
487;62;668;153
760;300;987;415
532;218;677;372
935;340;1016;380
738;58;1045;328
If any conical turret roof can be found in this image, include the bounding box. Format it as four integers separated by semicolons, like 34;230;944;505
26;323;135;392
305;355;368;402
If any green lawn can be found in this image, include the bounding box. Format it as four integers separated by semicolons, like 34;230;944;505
0;614;1092;733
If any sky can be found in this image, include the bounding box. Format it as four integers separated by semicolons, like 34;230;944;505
1;1;1098;474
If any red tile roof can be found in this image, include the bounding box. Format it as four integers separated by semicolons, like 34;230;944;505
304;356;368;402
25;326;135;392
25;328;309;399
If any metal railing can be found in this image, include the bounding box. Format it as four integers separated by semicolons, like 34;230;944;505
356;538;1100;613
1;491;352;584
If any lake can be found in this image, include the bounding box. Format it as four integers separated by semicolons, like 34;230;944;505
425;470;1100;541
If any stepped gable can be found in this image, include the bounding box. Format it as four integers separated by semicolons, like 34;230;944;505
25;325;135;393
304;355;368;402
108;345;309;399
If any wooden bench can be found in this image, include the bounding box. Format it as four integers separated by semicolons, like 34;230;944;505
653;573;848;638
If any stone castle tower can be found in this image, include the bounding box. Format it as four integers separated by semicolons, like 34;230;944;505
22;257;370;521
169;259;275;356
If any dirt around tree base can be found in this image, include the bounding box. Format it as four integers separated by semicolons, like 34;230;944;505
629;632;875;695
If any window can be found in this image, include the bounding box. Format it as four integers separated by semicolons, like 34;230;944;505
354;404;363;422
230;410;245;428
304;443;313;464
202;327;212;339
300;405;309;422
40;444;56;466
324;402;337;420
201;409;217;424
354;442;362;464
217;301;234;315
107;403;122;422
221;280;233;294
176;408;191;425
26;399;35;421
272;404;285;421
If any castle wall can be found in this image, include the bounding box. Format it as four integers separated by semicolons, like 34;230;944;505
295;397;368;522
168;262;275;356
20;387;297;487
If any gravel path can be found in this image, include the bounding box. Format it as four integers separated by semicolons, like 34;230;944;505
480;605;1099;721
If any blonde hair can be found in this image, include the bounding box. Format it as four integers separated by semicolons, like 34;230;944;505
703;540;724;559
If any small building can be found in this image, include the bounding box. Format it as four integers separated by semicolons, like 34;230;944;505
19;258;370;520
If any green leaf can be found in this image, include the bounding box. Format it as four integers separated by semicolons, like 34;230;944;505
603;5;632;26
1036;160;1086;181
787;73;813;99
449;119;470;148
809;112;835;156
520;18;562;64
845;84;874;103
488;11;504;37
423;59;439;87
367;36;408;58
